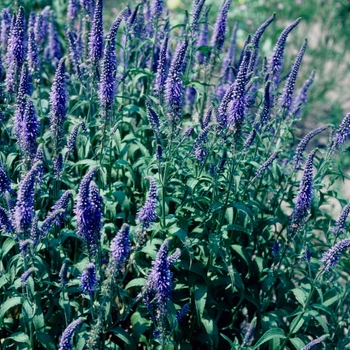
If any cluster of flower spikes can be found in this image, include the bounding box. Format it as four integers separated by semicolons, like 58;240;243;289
74;168;103;258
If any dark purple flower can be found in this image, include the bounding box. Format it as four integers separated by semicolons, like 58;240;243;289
54;154;63;179
0;163;11;196
175;302;190;324
89;0;104;67
196;6;210;64
59;259;71;286
288;149;316;237
272;241;280;258
165;38;189;119
80;262;99;296
47;11;62;65
193;124;211;162
269;18;300;87
218;149;227;171
14;163;40;233
301;335;327;350
280;39;308;112
332;202;350;236
66;124;80;153
20;98;39;159
321;238;350;272
34;145;45;180
1;9;12;52
10;7;26;69
154;34;169;99
210;0;232;54
190;0;206;34
156;144;162;161
50;58;67;154
59;318;83;350
40;209;64;238
304;246;311;263
254;152;278;179
0;207;14;233
67;31;82;78
259;82;271;127
150;0;164;18
293;125;329;170
137;177;158;229
27;27;39;74
52;190;73;213
67;0;80;22
333;112;350;148
291;70;315;118
110;223;131;270
146;100;161;133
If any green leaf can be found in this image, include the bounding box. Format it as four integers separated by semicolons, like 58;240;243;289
291;288;306;307
194;284;207;322
36;332;57;350
1;237;16;258
290;337;305;349
125;278;147;289
252;329;286;349
6;332;30;345
109;327;137;349
0;297;23;325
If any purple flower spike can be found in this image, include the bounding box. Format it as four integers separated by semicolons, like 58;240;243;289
67;31;82;78
68;0;80;22
89;0;104;68
52;190;73;213
80;262;99;296
80;0;95;19
54;154;63;179
50;58;67;154
11;7;26;69
242;317;257;346
259;82;271;127
333;113;350;148
20;98;39;159
288;149;316;238
137;177;158;229
154;34;169;99
254;152;278;179
293;125;329;170
27;27;40;74
66;124;80;153
0;163;11;196
280;39;308;112
59;259;71;286
190;0;206;34
332;202;350;236
196;6;210;64
14;163;39;233
146;100;161;133
34;7;50;46
291;70;315;118
269;18;300;87
0;207;14;233
165;38;189;119
193;124;211;162
1;9;12;52
321;238;350;272
47;11;62;65
210;0;233;54
301;335;328;350
40;209;65;238
110;223;131;271
151;0;164;18
59;318;83;350
21;267;36;285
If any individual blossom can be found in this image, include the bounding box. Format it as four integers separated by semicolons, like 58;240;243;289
333;113;350;148
20;98;40;159
89;0;104;68
332;202;350;236
293;125;330;170
301;335;328;350
291;70;315;118
321;238;350;272
242;317;257;346
196;6;210;64
66;124;80;154
58;318;83;350
14;163;39;233
47;11;62;65
0;163;11;196
50;58;67;154
190;0;206;34
146;100;161;133
210;0;233;54
137;177;158;229
165;38;189;120
80;262;99;296
109;223;131;271
27;27;40;73
254;152;278;179
154;34;169;99
288;149;316;237
280;39;308;112
21;267;37;285
269;18;300;87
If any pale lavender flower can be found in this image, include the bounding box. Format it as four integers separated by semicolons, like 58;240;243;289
293;125;330;170
21;267;36;285
243;130;256;150
291;70;315;118
19;239;32;257
185;85;196;112
137;177;158;229
165;38;189;119
280;39;308;112
50;58;67;154
254;152;278;179
1;9;12;52
89;0;104;68
40;209;65;238
58;318;83;350
200;106;212;129
269;18;300;86
146;100;161;133
80;262;99;296
333;113;350;147
210;0;233;54
68;0;80;22
47;11;62;65
20;98;39;159
154;34;169;99
196;6;210;64
332;202;350;236
182;125;195;139
301;335;328;350
110;223;131;270
156;144;162;161
288;149;316;237
190;0;206;34
151;0;164;18
0;163;11;195
321;238;350;272
167;248;181;266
